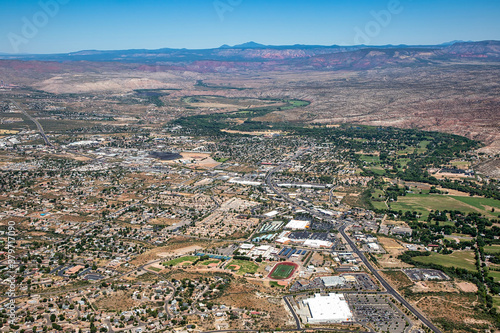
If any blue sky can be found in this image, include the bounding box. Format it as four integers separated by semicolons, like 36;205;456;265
1;0;500;53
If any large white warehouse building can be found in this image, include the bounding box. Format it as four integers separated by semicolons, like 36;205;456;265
303;293;353;323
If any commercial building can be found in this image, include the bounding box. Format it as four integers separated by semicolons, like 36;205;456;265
284;220;310;230
65;265;85;276
302;293;353;323
320;276;346;288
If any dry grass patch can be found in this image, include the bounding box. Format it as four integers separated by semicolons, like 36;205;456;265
380;270;414;291
93;290;138;311
411;280;461;293
457;282;478;293
409;293;494;332
149;217;181;226
376;237;413;268
218;278;291;329
129;237;228;266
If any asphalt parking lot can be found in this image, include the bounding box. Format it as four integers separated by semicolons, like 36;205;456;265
353;273;378;290
310;221;335;231
288;231;333;241
84;273;104;281
346;294;409;333
403;268;449;281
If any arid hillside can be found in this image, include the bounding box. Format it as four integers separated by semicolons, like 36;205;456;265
0;41;499;152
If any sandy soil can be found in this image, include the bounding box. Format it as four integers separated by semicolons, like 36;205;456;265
457;282;478;293
149;217;181;226
157;245;203;257
377;237;413;268
411;281;460;293
148;262;165;270
218;279;291;329
0;130;19;134
93;290;138;311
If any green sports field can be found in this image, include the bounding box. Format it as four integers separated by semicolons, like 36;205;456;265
269;263;296;279
228;259;259;275
163;256;198;267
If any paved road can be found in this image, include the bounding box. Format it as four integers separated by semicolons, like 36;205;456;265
265;147;442;333
283;296;301;329
11;100;52;146
339;226;442;333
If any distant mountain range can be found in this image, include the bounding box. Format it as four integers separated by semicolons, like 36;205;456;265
1;40;499;72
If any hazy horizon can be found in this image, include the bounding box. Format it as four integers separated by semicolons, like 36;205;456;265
2;0;500;54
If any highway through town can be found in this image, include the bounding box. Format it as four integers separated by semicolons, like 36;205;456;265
11;99;52;146
338;225;442;333
265;147;442;333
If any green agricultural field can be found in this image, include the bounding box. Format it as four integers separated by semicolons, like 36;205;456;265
451;196;500;217
227;259;259;275
384;193;500;220
484;245;500;254
450;160;471;168
270;263;296;279
413;251;477;272
371;189;385;200
487;270;500;282
368;167;386;175
287;100;310;107
493;296;500;310
359;154;380;163
419;140;431;149
163;256;199;267
444;234;473;241
371;201;387;210
396;157;411;167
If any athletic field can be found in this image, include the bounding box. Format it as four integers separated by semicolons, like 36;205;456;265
269;262;298;280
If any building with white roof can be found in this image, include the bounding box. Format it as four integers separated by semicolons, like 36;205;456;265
303;239;333;248
264;210;279;217
239;243;255;251
284;220;310;230
303;293;353;323
320;276;346;288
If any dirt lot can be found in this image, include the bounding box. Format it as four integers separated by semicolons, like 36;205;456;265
409;292;494;332
165;152;221;169
57;214;93;222
379;237;405;252
381;270;491;331
376;237;413;268
218;278;292;329
148;217;181;226
411;280;461;293
130;237;228;266
457;282;478;293
93;290;139;311
381;270;414;291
